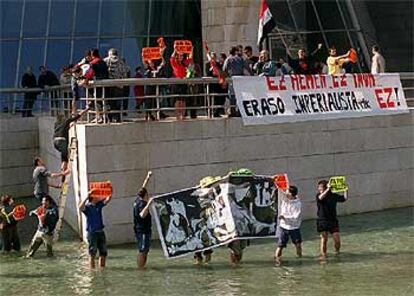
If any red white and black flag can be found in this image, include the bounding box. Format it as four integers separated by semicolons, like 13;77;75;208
257;0;276;47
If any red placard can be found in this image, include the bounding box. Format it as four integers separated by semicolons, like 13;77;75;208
349;48;358;64
142;47;162;62
174;40;193;54
35;206;45;217
12;204;26;221
89;181;113;200
273;174;289;190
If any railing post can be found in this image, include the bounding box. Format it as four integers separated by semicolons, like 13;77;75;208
48;89;52;116
206;82;211;118
11;93;17;115
86;88;90;123
102;87;107;124
120;89;124;123
94;87;98;123
156;84;160;120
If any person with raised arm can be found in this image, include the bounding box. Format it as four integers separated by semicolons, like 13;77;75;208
170;43;193;120
286;44;323;74
79;189;112;269
316;180;349;259
133;171;154;268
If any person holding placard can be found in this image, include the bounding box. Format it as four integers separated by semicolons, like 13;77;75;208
79;189;112;269
274;186;302;266
326;47;350;75
26;195;58;258
0;195;21;253
170;41;193;120
316;180;348;259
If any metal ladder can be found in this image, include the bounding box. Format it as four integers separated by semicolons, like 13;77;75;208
53;136;78;242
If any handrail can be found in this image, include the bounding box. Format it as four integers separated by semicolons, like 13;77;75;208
1;72;413;94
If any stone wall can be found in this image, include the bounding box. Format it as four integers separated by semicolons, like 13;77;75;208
0;117;39;197
201;0;261;54
70;111;413;244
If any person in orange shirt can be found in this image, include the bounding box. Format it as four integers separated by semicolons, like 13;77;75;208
326;47;350;75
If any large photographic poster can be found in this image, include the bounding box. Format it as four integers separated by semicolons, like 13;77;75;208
151;175;278;258
233;74;409;125
227;175;277;239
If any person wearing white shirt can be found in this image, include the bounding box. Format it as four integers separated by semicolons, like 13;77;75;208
274;185;302;266
371;45;386;74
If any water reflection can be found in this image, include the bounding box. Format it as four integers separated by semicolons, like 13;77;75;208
207;277;242;296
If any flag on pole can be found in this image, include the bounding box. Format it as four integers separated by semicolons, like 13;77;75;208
257;0;276;47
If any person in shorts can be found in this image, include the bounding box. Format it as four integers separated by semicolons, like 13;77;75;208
274;185;302;266
133;187;154;268
316;180;348;259
79;190;112;269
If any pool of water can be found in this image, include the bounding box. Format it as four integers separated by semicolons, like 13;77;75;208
0;207;413;296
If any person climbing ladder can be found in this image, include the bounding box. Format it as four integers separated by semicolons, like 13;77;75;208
53;105;89;179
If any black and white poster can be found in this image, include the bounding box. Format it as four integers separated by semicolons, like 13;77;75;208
151;175;278;258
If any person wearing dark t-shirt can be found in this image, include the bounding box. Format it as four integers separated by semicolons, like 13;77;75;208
89;49;109;123
287;44;322;75
316;179;348;259
243;46;259;72
79;190;112;269
26;195;58;258
38;66;60;88
0;195;21;252
133;187;154;268
53;106;89;176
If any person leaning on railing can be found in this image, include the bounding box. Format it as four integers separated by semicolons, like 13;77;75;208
186;62;203;119
104;48;129;123
223;46;252;117
88;49;109;124
21;66;39;117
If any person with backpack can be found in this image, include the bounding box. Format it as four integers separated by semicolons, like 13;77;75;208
104;48;128;122
25;195;58;258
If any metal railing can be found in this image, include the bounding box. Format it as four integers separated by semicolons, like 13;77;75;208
0;77;231;122
1;73;413;123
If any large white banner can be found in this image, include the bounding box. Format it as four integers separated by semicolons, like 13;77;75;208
233;73;409;125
